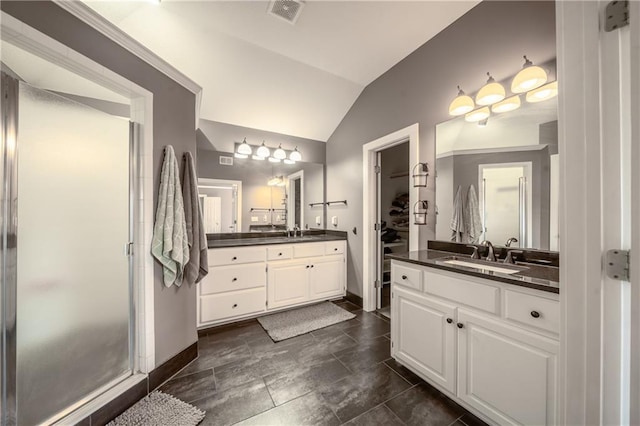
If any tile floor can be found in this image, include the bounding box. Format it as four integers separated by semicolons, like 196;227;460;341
159;300;488;426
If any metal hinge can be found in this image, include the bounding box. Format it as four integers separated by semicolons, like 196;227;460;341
391;292;394;299
605;249;630;281
124;242;134;257
374;223;381;231
374;279;381;289
374;165;381;174
266;300;268;307
605;0;629;32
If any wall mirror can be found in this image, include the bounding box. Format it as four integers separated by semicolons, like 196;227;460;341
198;150;324;233
435;95;558;251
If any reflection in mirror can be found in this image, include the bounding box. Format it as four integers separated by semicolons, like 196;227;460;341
197;150;324;233
435;96;558;251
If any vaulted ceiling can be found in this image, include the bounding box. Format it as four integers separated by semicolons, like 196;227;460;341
85;0;479;141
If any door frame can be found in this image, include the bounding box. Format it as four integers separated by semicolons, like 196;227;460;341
362;123;419;312
1;11;155;425
286;170;304;230
197;178;243;232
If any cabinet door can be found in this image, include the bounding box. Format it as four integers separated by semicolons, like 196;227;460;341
392;286;457;393
309;256;345;300
457;309;558;426
267;259;310;309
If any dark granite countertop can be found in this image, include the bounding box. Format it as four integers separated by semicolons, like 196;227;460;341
387;249;559;294
207;230;347;249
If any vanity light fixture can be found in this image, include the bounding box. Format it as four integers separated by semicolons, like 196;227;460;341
273;144;287;160
268;175;284;186
475;72;505;106
465;106;490;123
236;137;252;156
511;56;547;93
412;163;429;187
491;95;521;113
234;153;248;159
251;155;265;160
477;118;489;127
289;146;302;162
448;86;475;116
284;159;295;165
525;81;558;103
268;157;281;163
413;200;429;225
256;141;270;158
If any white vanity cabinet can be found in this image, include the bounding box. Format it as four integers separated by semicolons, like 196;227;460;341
391;260;559;426
199;240;346;327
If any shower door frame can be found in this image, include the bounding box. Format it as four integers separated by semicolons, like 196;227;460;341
1;12;156;425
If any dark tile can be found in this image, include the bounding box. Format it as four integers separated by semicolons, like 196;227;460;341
192;379;274;426
236;391;341;425
449;421;469;426
335;336;391;373
205;322;266;344
247;330;315;354
214;350;299;391
344;291;364;307
177;337;252;377
319;363;411;422
386;383;465;426
343;404;405;426
264;357;351;406
343;315;390;342
311;317;361;336
334;301;363;313
459;412;490;426
90;379;147;426
384;358;423;385
293;331;358;364
74;417;91;426
159;368;216;403
148;341;198;390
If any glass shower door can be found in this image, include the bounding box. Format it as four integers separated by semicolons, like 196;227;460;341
14;81;132;425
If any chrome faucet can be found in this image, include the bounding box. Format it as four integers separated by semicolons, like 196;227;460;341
293;225;300;237
505;237;519;247
504;249;523;264
480;240;496;262
466;245;480;259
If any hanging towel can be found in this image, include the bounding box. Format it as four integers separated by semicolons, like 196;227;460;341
182;152;209;285
450;185;466;242
465;184;483;243
151;146;189;287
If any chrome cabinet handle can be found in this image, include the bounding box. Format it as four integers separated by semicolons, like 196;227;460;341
457;323;464;329
232;303;238;308
531;311;541;318
402;275;407;280
446;318;453;324
232;277;237;282
232;256;237;261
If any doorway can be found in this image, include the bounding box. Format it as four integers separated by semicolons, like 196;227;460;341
287;170;304;230
198;178;242;233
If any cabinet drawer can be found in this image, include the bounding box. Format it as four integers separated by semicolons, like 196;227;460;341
423;269;499;315
293;242;325;258
325;240;345;255
209;246;266;266
504;290;559;334
200;263;266;295
200;287;266;323
267;246;293;261
392;263;422;291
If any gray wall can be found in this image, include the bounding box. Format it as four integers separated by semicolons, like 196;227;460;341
2;1;198;365
325;1;556;297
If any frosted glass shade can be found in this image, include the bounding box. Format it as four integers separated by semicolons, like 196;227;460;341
526;81;558;103
449;94;474;116
511;65;547;93
237;138;252;155
234;153;248;159
465;107;490;122
492;95;521;113
268;157;281;163
284;159;295;165
476;81;505;106
289;147;302;162
273;144;287;160
256;142;270;158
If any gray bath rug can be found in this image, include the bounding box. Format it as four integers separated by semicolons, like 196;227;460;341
258;301;356;341
107;390;205;426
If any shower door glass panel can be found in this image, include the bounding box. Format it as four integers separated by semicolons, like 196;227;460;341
16;83;131;425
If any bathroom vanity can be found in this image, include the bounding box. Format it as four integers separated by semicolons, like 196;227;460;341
198;232;347;328
388;243;559;426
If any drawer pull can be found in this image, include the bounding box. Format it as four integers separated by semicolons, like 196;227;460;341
306;265;310;269
278;252;283;256
334;248;338;251
232;256;237;261
457;323;464;329
232;277;237;282
402;275;408;280
311;265;315;268
530;310;541;319
232;303;238;308
446;318;453;324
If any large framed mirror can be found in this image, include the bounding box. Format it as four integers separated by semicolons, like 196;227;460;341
197;150;324;233
435;95;558;251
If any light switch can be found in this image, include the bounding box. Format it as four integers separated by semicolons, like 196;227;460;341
331;216;338;226
251;216;258;222
315;216;321;226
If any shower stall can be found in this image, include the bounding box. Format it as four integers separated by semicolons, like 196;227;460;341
1;70;135;425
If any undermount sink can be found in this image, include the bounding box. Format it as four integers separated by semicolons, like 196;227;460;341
437;256;528;275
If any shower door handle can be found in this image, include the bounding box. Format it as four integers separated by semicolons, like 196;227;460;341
124;242;134;256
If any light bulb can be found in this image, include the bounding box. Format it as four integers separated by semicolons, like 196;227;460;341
236;138;252;155
448;86;475;116
476;73;505;106
511;56;547;94
256;141;270;158
491;95;521;113
289;147;302;162
526;81;558;103
465;107;490;123
273;144;286;160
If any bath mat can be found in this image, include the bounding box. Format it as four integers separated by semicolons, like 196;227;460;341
107;390;205;426
258;301;356;341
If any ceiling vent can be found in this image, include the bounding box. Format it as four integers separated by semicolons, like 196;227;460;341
219;155;233;166
267;0;305;25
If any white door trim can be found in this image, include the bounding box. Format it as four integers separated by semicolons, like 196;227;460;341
362;123;419;312
286;170;304;230
1;8;156;420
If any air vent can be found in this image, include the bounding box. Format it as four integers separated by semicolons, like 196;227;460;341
267;0;304;24
219;156;233;166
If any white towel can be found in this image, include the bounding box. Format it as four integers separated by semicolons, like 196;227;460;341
450;185;466;242
151;146;189;287
182;152;209;285
465;184;483;243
